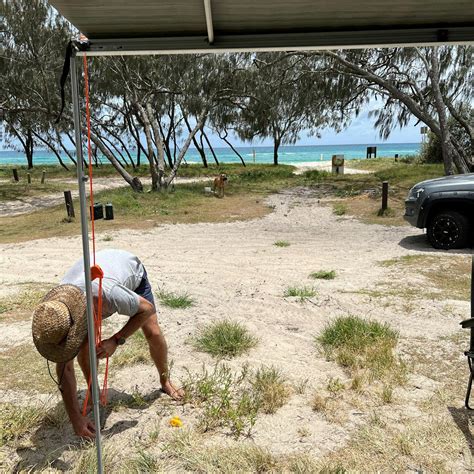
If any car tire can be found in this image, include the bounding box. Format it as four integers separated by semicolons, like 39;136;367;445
427;211;470;250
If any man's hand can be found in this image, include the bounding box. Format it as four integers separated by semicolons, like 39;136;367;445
97;337;117;359
72;414;96;439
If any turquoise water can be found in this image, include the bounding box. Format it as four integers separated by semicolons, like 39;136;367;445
0;143;420;167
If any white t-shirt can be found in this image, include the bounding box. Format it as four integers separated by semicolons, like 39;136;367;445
61;249;144;317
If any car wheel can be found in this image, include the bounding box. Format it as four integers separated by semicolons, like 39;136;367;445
427;211;470;250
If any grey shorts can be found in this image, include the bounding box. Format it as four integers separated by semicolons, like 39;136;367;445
134;268;155;308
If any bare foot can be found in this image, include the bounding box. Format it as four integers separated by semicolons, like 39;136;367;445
161;380;185;400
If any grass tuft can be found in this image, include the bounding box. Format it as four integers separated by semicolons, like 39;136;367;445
274;240;290;247
252;366;291;414
284;286;317;301
310;270;336;280
317;316;403;381
164;430;280;472
157;290;194;309
192;320;257;358
0;403;43;447
333;203;347;216
73;443;117;473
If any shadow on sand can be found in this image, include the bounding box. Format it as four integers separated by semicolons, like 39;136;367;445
447;406;473;457
399;234;473;255
15;387;164;471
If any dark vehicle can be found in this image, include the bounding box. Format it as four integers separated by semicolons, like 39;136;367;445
404;174;474;250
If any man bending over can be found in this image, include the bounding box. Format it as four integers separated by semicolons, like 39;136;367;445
32;249;183;438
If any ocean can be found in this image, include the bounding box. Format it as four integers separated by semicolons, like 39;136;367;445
0;143;420;167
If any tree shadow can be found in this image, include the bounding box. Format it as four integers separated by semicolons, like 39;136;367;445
14;387;164;471
398;234;473;254
447;406;473;456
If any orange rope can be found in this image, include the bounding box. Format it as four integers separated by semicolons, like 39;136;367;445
82;54;109;415
82;54;96;265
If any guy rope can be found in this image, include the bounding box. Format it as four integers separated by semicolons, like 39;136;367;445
81;54;109;415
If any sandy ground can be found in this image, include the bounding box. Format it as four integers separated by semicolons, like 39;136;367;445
0;188;472;471
291;161;371;175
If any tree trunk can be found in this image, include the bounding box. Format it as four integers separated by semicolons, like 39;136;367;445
26;130;34;169
147;103;166;190
90;131;143;192
55;129;77;166
136;103;159;191
165;111;208;187
183;114;207;167
103;125;136;169
428;49;469;174
201;130;220;165
31;130;69;170
218;130;246;166
157;111;174;168
273;135;281;166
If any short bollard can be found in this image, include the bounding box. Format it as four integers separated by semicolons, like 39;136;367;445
27;173;31;184
64;190;75;218
12;169;19;182
381;181;389;212
41;170;46;184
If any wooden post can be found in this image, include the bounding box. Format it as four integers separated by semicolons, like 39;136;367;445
41;170;46;184
12;169;19;182
64;190;75;218
381;181;389;211
27;173;31;184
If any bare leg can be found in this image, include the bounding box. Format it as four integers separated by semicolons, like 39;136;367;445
77;339;92;383
141;312;184;399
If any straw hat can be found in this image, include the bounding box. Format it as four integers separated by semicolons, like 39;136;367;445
32;285;87;363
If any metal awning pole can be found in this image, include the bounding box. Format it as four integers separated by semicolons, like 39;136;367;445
70;51;104;474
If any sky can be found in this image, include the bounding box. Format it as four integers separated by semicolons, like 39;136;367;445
204;107;422;148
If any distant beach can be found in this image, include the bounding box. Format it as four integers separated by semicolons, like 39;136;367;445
0;143;420;166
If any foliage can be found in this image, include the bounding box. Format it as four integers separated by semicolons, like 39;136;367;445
317;316;401;380
304;47;473;174
274;240;290;247
310;270;336;280
421;113;472;164
157;290;194;309
333;203;347;216
182;364;260;437
252;366;291;414
284;286;317;300
192;320;257;358
0;403;43;447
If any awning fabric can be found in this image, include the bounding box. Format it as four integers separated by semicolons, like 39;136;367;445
48;0;474;54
